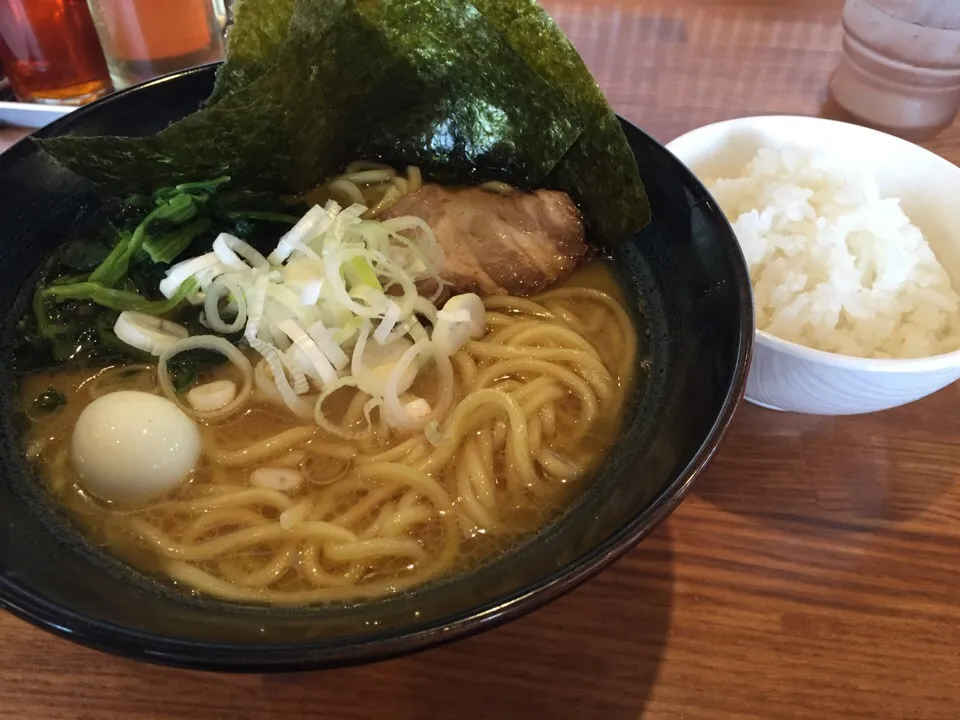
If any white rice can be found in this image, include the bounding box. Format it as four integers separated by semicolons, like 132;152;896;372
707;147;960;359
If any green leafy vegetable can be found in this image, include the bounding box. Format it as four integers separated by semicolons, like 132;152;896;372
13;169;305;372
215;189;307;238
86;229;135;288
16;261;140;369
32;284;60;344
60;226;117;272
86;194;197;287
44;278;198;315
225;210;299;225
141;216;212;264
154;175;232;203
33;387;67;413
82;177;228;286
14;171;302;367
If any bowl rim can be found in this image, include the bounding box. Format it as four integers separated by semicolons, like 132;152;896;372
0;64;755;672
754;329;960;372
667;113;960;374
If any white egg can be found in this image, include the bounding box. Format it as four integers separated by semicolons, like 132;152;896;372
71;390;202;504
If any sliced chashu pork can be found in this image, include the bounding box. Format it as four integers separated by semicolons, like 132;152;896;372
384;184;588;299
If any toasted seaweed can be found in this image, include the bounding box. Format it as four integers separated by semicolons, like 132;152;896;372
206;0;298;105
471;0;651;242
41;0;580;195
39;0;387;195
350;0;582;184
39;0;650;245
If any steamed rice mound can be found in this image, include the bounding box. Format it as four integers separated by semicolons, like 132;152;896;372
708;147;960;359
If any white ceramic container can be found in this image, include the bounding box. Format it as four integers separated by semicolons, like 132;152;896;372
667;115;960;415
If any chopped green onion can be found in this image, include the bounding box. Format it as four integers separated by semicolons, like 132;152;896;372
346;256;382;290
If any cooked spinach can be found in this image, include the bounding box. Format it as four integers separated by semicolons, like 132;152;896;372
60;226;117;273
14;278;141;371
43;278;198;314
14;178;295;369
42;177;298;316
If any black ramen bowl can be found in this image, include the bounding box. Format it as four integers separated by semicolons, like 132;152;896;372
0;65;752;672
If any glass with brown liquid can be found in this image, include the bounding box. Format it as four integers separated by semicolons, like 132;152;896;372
0;0;112;105
85;0;225;90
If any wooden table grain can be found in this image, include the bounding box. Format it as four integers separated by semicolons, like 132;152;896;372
3;1;960;718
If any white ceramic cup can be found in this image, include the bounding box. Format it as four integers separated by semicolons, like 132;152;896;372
666;115;960;415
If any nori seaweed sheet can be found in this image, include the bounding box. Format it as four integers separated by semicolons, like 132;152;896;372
205;0;298;105
38;0;650;245
472;0;651;241
40;1;580;196
351;0;581;184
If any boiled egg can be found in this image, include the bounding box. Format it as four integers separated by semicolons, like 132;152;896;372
71;391;202;504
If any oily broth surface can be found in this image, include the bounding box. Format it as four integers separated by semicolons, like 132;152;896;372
18;262;640;602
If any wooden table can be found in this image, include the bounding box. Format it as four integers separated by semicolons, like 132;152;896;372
3;1;960;718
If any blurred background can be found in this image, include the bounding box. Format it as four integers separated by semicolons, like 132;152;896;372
0;0;233;121
1;0;960;141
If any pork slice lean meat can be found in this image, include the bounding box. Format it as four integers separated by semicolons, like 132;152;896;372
383;184;589;299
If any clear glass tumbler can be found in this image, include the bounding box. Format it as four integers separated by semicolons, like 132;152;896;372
829;0;960;139
85;0;225;90
0;0;112;105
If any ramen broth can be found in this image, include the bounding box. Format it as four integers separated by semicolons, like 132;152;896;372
20;262;637;604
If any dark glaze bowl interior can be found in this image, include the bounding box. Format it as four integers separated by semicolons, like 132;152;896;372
0;65;752;672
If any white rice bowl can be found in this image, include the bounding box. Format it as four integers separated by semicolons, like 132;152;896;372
707;147;960;359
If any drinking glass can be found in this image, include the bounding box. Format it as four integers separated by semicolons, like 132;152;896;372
829;0;960;139
0;0;112;105
85;0;225;90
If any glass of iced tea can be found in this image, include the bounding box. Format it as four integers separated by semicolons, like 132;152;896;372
85;0;225;90
0;0;112;105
